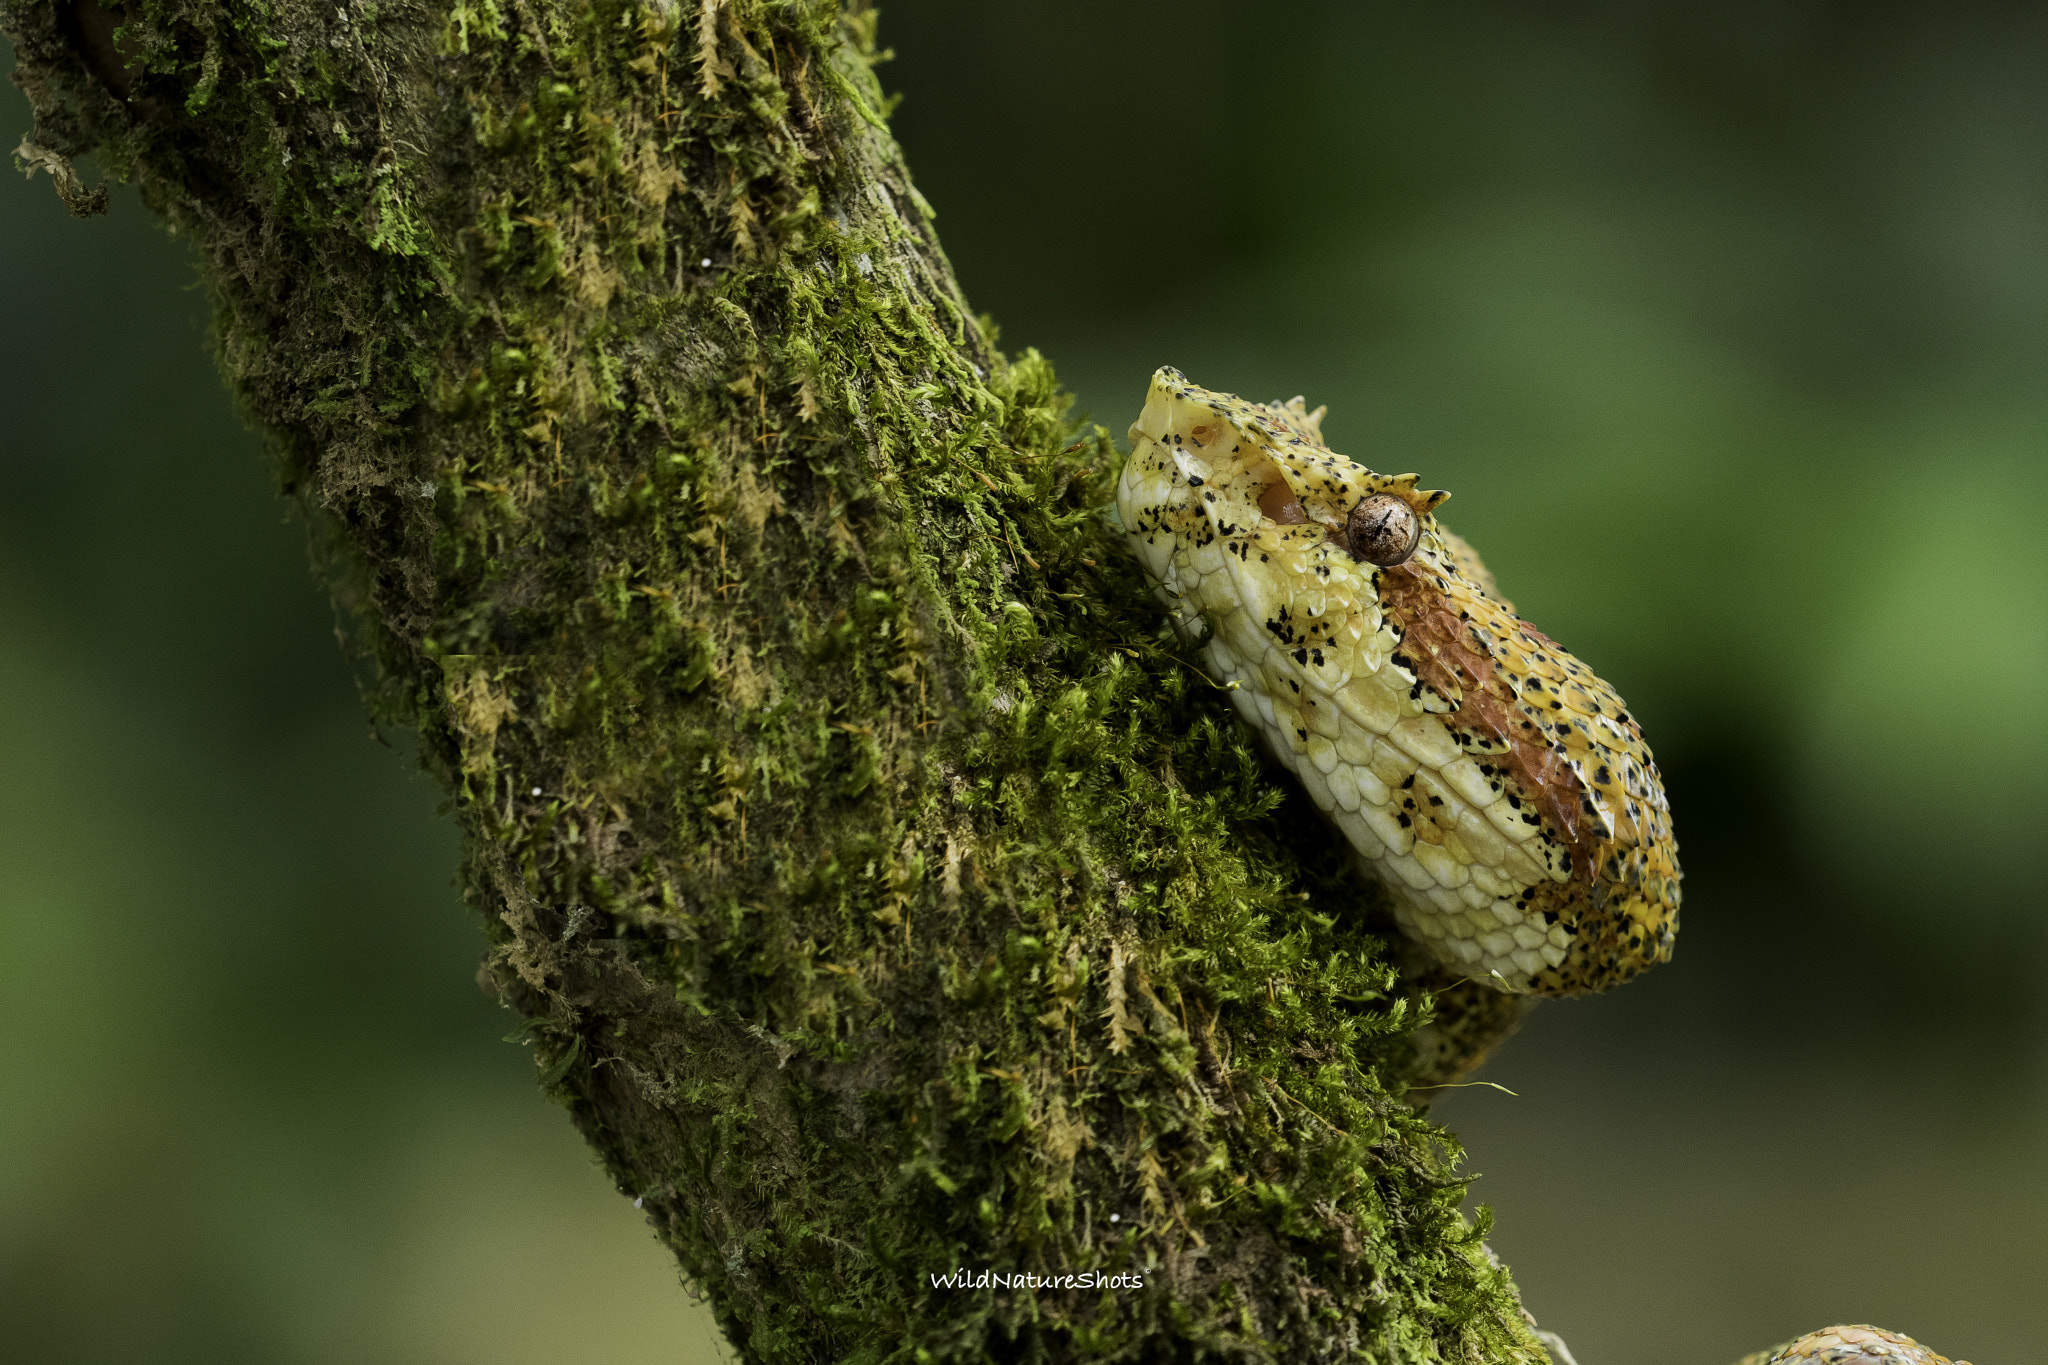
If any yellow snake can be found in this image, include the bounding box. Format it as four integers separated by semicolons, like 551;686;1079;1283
1116;371;1968;1365
1736;1326;1966;1365
1117;368;1680;996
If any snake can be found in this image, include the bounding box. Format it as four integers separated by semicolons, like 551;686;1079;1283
1737;1326;1966;1365
1116;371;1970;1365
1116;367;1680;997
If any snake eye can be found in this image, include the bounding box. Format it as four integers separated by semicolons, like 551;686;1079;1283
1346;493;1421;565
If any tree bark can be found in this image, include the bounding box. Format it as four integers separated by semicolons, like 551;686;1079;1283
3;1;1552;1359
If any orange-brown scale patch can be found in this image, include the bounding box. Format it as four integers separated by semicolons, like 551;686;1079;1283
1376;555;1680;995
1378;560;1590;875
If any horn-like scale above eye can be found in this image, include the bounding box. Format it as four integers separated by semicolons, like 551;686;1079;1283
1346;493;1420;566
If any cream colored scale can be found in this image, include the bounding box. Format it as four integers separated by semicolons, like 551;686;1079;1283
1116;368;1679;997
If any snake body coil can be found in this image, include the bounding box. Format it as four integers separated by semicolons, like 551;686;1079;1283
1117;368;1680;996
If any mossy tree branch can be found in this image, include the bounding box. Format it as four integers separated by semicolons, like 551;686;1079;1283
3;0;1553;1359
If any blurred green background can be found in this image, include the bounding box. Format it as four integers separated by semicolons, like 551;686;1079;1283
2;2;2042;1361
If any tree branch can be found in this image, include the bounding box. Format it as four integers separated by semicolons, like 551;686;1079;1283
4;0;1553;1358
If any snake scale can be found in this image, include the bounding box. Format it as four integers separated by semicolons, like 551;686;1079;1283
1114;370;1968;1365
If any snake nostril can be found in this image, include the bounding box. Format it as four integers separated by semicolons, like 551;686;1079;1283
1258;479;1308;526
1347;493;1422;565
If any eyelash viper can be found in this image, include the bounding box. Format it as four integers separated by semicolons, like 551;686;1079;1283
1116;367;1681;999
1736;1325;1966;1365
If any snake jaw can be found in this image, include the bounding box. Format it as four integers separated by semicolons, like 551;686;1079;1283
1117;367;1681;997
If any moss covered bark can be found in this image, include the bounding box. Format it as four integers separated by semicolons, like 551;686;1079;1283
4;1;1557;1359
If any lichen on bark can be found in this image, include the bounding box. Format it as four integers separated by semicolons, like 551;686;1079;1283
3;0;1555;1358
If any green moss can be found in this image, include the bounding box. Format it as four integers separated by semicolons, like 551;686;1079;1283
3;0;1554;1358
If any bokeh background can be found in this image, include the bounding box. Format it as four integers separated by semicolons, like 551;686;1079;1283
3;2;2042;1360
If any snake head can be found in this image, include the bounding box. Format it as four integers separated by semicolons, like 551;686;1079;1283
1124;368;1449;577
1117;366;1680;997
